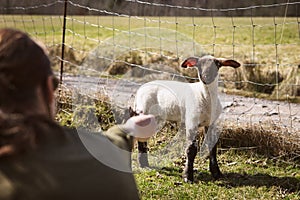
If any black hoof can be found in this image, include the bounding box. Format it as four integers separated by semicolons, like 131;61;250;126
139;163;149;168
210;163;223;180
211;170;223;180
183;169;194;183
184;177;194;184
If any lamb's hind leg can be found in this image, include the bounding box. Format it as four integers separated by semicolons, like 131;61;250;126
138;141;149;168
183;136;198;183
205;126;222;179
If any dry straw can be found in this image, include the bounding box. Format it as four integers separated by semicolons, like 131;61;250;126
219;120;300;163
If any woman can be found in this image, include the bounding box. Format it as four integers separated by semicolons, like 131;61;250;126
0;28;156;200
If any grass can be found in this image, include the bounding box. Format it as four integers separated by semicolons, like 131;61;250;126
135;150;300;200
134;122;300;199
1;16;298;54
134;122;300;200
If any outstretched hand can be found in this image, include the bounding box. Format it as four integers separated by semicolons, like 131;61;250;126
123;114;157;142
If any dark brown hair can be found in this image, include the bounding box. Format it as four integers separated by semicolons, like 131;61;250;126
0;28;63;157
0;28;53;110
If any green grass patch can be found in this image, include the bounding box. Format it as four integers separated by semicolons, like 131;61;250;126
135;150;300;200
1;16;298;54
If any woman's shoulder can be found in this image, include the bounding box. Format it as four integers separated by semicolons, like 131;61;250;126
0;126;139;200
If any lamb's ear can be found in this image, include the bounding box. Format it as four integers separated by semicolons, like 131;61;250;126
218;58;241;68
181;57;199;68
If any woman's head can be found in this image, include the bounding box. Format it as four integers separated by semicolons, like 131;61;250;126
0;28;57;117
0;29;62;157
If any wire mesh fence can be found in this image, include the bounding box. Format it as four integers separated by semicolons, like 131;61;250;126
0;0;299;136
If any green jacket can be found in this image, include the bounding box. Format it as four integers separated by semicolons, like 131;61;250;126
0;125;139;200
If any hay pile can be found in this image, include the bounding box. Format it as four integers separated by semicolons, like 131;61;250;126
219;121;300;163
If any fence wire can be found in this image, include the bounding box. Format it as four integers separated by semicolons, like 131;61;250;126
0;0;299;136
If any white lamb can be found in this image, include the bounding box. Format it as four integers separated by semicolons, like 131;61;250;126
131;55;240;182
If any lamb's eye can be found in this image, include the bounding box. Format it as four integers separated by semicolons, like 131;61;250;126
214;60;221;68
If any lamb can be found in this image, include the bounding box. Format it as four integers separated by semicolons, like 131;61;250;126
131;55;241;182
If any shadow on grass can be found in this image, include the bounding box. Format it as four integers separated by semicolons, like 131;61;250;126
217;172;300;193
158;167;300;193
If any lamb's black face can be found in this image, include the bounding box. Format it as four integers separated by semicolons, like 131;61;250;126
197;56;219;84
181;55;240;85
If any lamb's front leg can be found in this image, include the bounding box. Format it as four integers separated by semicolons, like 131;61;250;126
138;141;149;168
183;140;197;182
183;131;198;183
204;126;222;179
